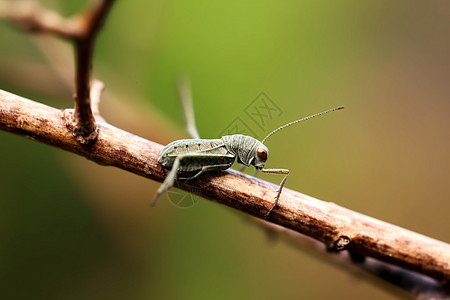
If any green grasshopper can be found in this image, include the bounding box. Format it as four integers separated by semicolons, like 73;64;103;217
151;80;343;218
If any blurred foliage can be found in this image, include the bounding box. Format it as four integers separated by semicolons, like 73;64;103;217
0;0;449;299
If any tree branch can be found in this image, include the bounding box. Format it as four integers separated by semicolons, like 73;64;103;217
0;0;116;144
1;1;449;297
70;0;115;144
1;89;449;292
268;222;450;299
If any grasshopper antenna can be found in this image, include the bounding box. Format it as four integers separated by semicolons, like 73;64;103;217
262;106;344;144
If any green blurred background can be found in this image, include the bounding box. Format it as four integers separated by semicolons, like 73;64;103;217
1;0;449;299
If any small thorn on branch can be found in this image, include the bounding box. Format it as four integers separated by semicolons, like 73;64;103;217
330;235;351;252
90;79;105;122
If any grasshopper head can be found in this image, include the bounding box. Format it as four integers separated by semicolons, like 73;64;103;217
251;143;269;169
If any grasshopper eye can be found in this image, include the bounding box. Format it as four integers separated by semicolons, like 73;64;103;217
256;148;267;160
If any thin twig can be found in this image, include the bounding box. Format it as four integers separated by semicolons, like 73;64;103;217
0;1;78;37
1;89;449;292
70;0;115;144
0;0;116;144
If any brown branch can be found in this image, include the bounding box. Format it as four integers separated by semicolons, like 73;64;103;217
0;0;116;144
1;89;449;292
264;221;450;299
1;1;449;297
70;0;115;144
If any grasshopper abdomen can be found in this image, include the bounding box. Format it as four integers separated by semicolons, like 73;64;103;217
158;138;234;173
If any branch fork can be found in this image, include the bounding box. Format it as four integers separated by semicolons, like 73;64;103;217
1;0;115;144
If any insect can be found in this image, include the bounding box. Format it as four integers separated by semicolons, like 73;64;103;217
151;80;343;218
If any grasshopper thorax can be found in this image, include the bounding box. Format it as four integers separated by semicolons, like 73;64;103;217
221;134;268;168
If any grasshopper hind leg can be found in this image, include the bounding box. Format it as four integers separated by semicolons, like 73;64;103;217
177;76;200;139
151;157;181;206
151;77;199;206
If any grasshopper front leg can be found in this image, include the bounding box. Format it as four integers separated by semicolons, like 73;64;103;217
260;168;289;218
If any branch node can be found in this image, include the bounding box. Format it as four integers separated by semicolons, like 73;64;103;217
329;235;351;252
63;108;98;144
74;122;99;144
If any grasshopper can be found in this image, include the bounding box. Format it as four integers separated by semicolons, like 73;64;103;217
151;80;343;218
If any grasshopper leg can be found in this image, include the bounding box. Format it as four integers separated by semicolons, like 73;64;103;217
177;76;200;139
152;152;232;205
151;156;182;206
260;168;289;219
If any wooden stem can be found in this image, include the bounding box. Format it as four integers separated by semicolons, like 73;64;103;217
1;89;449;289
